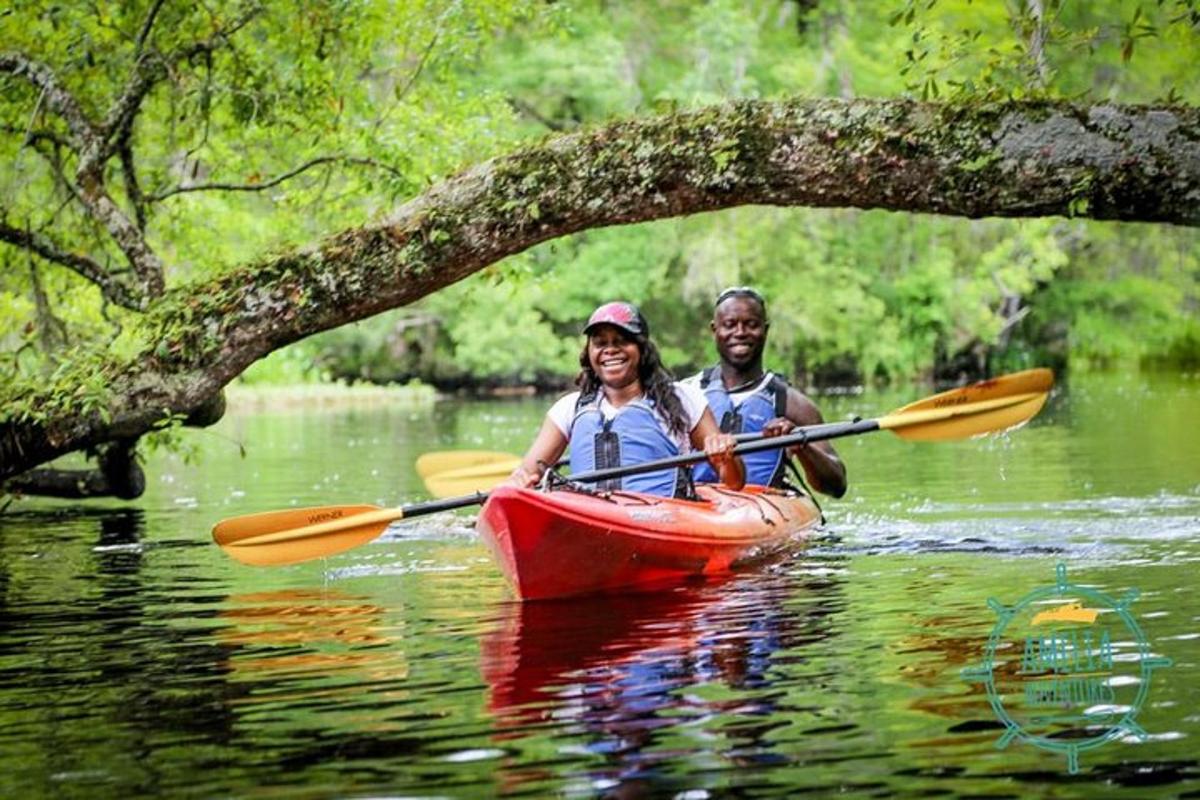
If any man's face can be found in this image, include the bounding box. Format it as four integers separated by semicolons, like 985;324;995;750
711;297;768;369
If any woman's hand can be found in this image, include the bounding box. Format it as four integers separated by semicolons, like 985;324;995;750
703;431;745;490
505;464;542;488
702;432;738;465
691;408;746;490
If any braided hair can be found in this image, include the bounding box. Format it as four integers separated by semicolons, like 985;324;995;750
575;332;689;439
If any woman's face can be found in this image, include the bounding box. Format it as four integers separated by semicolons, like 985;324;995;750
587;325;641;389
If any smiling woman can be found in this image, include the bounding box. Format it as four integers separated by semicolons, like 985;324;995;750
507;301;745;496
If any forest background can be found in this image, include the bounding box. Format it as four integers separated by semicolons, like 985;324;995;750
3;0;1198;403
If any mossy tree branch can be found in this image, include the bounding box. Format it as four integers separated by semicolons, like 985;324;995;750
2;96;1198;485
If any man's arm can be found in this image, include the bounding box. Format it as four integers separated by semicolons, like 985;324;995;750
761;388;848;498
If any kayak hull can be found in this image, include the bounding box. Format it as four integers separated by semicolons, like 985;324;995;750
477;484;820;601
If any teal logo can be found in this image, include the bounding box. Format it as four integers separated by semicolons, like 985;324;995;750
962;563;1171;774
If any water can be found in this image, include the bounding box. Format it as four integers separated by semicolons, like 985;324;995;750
2;372;1198;797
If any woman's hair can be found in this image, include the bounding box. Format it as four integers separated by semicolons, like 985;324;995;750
576;332;689;438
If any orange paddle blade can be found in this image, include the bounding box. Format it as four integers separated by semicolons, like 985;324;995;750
212;504;397;567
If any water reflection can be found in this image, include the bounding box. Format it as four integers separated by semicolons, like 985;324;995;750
219;589;400;678
481;564;848;795
2;373;1198;797
92;508;146;574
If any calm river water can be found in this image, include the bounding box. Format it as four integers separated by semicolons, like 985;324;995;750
1;372;1198;798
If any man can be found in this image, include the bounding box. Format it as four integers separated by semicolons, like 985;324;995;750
688;287;847;497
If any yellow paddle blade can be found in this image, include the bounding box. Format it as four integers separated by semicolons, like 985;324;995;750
878;368;1054;441
415;450;518;481
891;368;1054;415
212;504;398;567
423;457;522;498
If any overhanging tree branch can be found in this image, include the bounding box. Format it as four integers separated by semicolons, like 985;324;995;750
133;0;168;57
1;123;71;151
98;6;260;165
2;9;263;306
71;171;165;300
118;138;148;232
3;50;165;298
2;97;1198;484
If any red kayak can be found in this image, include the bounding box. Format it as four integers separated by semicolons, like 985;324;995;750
477;484;821;601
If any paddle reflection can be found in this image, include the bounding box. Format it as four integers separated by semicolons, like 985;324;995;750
219;589;400;677
481;569;846;792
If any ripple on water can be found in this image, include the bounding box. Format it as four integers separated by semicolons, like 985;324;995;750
912;492;1200;517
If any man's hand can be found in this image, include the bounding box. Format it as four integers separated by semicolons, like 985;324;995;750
761;416;797;438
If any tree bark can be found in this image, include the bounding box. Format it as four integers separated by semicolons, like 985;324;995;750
3;97;1199;483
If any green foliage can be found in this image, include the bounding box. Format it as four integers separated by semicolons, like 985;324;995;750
884;0;1200;103
1;0;552;390
2;0;1198;421
0;341;137;428
343;0;1189;388
430;280;577;383
237;345;329;386
1009;222;1200;370
142;410;201;465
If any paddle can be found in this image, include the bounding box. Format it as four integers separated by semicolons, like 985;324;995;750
212;368;1052;567
416;451;569;497
421;440;750;497
212;495;487;567
414;450;519;481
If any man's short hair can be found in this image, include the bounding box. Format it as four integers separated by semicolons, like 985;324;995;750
715;286;767;315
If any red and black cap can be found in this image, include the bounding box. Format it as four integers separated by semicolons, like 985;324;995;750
582;301;649;338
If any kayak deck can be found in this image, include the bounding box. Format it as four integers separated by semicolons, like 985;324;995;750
477;484;821;601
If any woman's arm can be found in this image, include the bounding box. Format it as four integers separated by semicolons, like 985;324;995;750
690;408;745;490
507;416;569;488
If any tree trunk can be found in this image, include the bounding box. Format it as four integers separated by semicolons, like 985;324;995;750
3;97;1198;484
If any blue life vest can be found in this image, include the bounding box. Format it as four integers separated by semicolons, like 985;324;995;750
568;390;685;497
692;367;789;486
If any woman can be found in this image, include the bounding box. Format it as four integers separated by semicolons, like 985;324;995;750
508;301;745;495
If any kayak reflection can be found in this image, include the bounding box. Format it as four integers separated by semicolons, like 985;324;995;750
481;568;846;762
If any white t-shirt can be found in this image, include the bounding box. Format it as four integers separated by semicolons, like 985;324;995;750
547;381;708;453
682;371;776;408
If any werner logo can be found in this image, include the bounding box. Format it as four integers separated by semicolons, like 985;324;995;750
933;394;971;408
307;510;345;524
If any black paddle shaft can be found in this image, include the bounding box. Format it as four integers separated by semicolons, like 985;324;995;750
566;418;880;486
403;491;490;516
